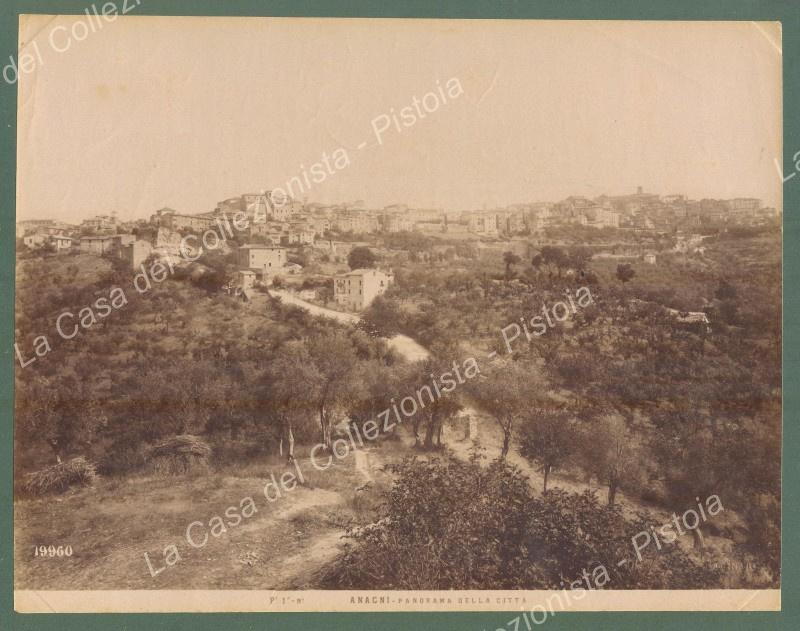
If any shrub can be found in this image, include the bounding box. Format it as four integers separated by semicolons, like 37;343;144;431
320;454;721;590
22;457;98;497
145;434;212;476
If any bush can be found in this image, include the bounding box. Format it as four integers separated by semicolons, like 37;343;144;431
145;434;212;476
22;457;98;497
320;454;722;590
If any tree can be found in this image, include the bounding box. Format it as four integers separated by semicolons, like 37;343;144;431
262;342;321;462
348;246;377;270
520;407;578;492
469;364;543;458
616;263;635;284
650;400;729;548
395;357;464;450
577;414;646;506
502;251;521;281
307;331;359;450
110;359;218;444
362;295;404;337
539;246;569;278
346;361;398;435
15;374;106;465
567;246;591;273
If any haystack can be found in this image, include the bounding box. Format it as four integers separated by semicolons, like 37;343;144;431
22;457;98;496
146;434;212;475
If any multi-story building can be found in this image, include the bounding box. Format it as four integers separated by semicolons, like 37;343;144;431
151;207;216;231
592;207;621;229
243;191;295;222
465;212;499;236
81;214;118;233
727;198;761;215
334;268;393;311
406;208;443;223
238;244;286;276
17;219;56;238
495;209;526;234
309;217;331;235
333;213;378;234
379;213;414;233
172;212;216;232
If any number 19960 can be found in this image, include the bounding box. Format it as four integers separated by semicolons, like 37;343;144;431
34;545;73;558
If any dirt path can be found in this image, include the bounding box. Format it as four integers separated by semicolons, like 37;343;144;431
270;289;429;362
271;445;386;589
353;449;373;483
270;290;359;324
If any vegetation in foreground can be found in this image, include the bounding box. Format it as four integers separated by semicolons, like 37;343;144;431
322;454;724;590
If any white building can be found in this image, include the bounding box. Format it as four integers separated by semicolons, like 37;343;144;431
465;212;499;237
120;240;154;270
50;234;75;250
334;268;393;311
79;234;118;254
238;244;286;277
236;269;256;291
379;213;414;233
22;232;47;248
333;213;378;234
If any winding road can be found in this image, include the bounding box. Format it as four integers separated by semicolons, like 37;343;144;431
271;289;429;362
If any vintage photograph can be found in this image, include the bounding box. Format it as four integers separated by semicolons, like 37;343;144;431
13;16;781;613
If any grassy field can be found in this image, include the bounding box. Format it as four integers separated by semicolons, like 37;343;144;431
15;438;405;590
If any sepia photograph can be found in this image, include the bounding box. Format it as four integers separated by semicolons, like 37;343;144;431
11;15;782;614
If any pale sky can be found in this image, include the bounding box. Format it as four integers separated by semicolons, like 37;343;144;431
16;17;782;222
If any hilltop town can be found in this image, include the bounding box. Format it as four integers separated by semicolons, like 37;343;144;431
16;187;781;314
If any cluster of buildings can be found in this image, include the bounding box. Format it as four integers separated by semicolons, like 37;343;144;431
17;184;778;312
440;188;778;237
17;219;77;251
22;187;776;261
